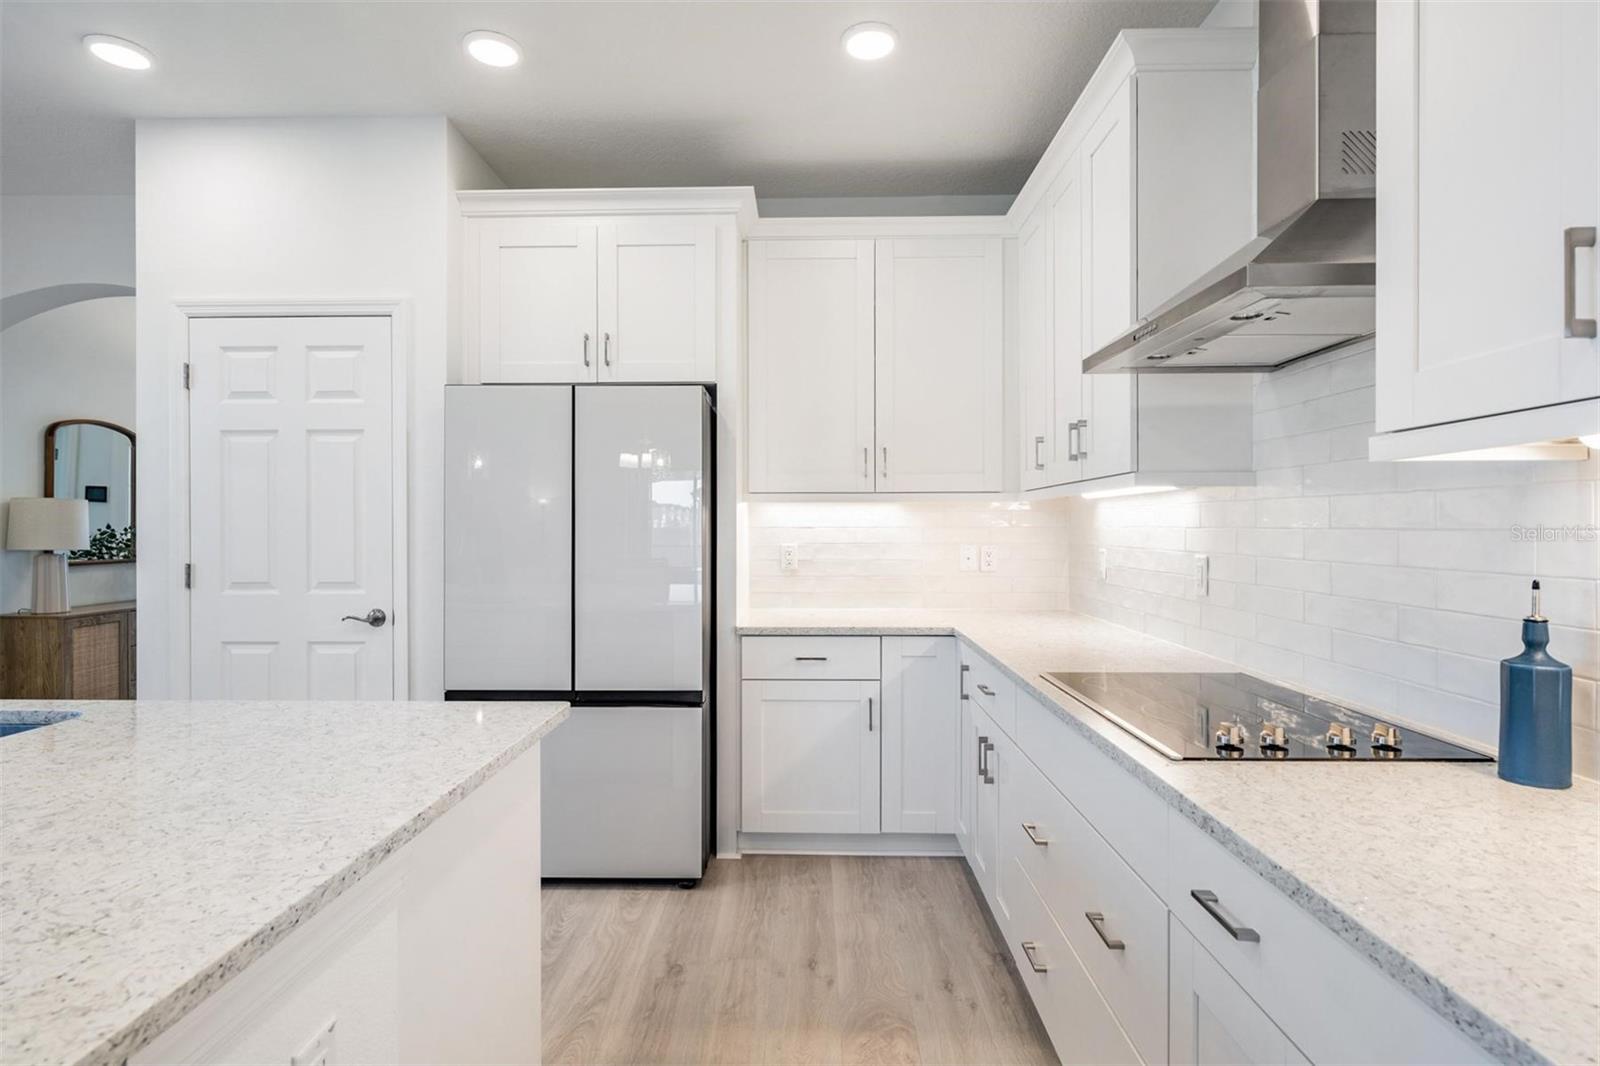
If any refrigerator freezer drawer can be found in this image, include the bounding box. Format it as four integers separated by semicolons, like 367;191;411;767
541;703;708;880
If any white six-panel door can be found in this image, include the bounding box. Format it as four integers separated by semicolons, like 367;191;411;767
746;239;876;493
1376;0;1599;431
874;237;1004;492
188;316;395;700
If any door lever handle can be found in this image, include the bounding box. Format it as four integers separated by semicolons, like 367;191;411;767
341;608;388;628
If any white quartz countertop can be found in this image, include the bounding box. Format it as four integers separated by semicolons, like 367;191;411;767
740;609;1600;1066
0;698;567;1066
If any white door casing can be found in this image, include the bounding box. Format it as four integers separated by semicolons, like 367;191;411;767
188;315;396;700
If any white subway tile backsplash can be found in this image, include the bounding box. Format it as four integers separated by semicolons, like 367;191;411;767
1066;346;1596;764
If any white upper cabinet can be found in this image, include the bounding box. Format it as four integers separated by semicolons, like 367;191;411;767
745;232;1005;495
746;240;875;493
461;190;746;385
1083;79;1137;356
473;220;598;383
597;221;717;382
1375;0;1599;439
875;238;1005;493
1012;29;1255;495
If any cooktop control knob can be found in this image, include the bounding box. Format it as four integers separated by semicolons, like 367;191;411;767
1324;723;1357;758
1258;724;1288;758
1214;722;1247;758
1371;723;1402;757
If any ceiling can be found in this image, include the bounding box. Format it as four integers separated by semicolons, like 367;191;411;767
1;0;1215;200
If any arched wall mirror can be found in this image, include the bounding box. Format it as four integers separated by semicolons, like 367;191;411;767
44;419;135;564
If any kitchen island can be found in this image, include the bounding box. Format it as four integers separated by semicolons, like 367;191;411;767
0;697;567;1066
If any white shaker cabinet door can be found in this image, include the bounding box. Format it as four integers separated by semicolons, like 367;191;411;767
1082;78;1137;358
746;240;876;493
1170;917;1311;1066
740;679;881;834
1019;203;1056;490
472;219;598;383
874;237;1004;492
597;221;716;382
1049;159;1088;485
1377;0;1599;430
880;636;958;834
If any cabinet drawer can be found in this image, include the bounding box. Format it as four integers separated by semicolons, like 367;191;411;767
741;636;880;680
1016;689;1168;891
1005;858;1140;1066
960;643;1016;736
1006;748;1167;1066
1167;812;1491;1065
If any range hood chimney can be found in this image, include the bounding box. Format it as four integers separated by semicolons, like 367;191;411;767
1086;0;1376;374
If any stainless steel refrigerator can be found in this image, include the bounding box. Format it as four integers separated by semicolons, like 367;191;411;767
444;384;713;883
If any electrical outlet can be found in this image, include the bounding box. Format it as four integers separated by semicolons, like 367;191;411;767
779;543;799;572
959;544;978;572
980;545;998;573
1192;553;1210;597
1098;548;1108;582
291;1019;336;1066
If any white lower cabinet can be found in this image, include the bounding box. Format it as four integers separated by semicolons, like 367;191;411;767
1004;857;1141;1066
971;707;1006;918
955;689;977;862
739;635;956;838
740;679;881;834
1169;917;1309;1066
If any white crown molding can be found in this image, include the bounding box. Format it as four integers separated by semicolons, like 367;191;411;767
458;186;758;231
747;215;1013;240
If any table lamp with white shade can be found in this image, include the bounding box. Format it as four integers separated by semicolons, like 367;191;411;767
6;497;90;613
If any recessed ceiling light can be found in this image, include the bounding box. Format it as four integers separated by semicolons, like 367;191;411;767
464;30;521;68
83;34;153;71
842;22;897;61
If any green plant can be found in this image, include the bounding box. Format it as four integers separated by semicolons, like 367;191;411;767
70;524;135;562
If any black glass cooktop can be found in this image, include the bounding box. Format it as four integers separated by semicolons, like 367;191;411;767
1042;671;1494;762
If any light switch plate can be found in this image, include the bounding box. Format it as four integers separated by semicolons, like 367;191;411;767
959;545;978;572
291;1019;336;1066
1098;548;1108;582
780;543;799;572
980;545;997;573
1192;554;1209;597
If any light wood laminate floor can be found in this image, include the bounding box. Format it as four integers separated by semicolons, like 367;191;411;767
543;855;1058;1065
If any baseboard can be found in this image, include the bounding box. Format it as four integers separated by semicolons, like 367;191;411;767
737;831;961;857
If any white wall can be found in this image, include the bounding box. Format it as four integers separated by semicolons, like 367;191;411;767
745;499;1073;610
135;116;498;699
1067;343;1599;779
1;193;138;611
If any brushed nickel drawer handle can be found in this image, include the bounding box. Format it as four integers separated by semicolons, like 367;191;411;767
1020;940;1049;973
976;683;995;696
1021;822;1049;847
793;656;828;662
1565;226;1597;338
867;696;874;733
1033;435;1045;470
1085;911;1125;951
959;663;970;700
603;331;613;366
977;734;989;778
582;332;591;367
1191;889;1260;943
982;740;995;785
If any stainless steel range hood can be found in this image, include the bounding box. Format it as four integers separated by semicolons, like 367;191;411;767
1086;0;1376;374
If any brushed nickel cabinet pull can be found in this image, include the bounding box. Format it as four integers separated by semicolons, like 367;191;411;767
1034;435;1046;470
1076;419;1089;459
862;446;869;480
583;332;591;367
959;663;970;700
1191;889;1260;943
977;734;989;778
1085;911;1125;951
793;656;828;662
867;696;874;732
603;331;613;366
982;740;995;785
1020;940;1049;973
976;683;995;696
1565;227;1596;338
881;445;888;479
1021;822;1049;847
